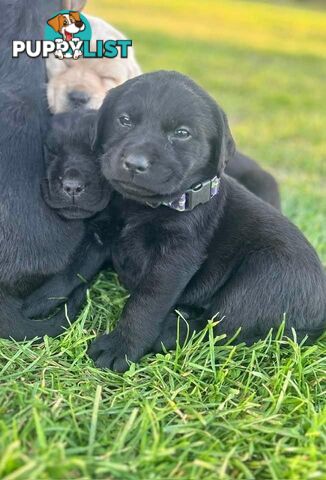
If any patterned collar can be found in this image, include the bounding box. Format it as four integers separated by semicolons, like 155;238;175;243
146;176;220;212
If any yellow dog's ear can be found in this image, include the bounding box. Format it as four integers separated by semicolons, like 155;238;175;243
47;14;63;32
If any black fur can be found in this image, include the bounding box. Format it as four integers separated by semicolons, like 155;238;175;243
85;71;325;371
0;0;87;340
226;151;280;209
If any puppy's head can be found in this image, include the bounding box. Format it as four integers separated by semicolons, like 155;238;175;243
93;71;235;205
43;111;111;219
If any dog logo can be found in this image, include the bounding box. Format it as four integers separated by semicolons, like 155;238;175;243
46;10;90;59
12;10;132;60
48;11;85;41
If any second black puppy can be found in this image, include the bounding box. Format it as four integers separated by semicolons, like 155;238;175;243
87;71;325;372
23;112;112;318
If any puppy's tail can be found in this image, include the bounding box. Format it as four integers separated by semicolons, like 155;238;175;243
0;285;87;342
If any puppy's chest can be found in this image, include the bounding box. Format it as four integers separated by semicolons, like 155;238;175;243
112;215;161;291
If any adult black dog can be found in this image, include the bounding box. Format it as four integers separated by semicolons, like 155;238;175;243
84;71;325;372
0;0;89;340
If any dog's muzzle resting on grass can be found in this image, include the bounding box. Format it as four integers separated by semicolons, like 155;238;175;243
85;71;325;372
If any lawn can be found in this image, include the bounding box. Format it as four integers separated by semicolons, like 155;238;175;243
0;1;325;479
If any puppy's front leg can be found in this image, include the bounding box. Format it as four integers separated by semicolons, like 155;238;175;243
23;237;110;318
88;249;201;372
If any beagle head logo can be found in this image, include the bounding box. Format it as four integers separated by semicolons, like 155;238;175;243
47;11;85;42
44;10;91;59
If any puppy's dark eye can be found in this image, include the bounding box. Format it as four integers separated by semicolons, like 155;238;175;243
118;114;132;128
173;128;191;140
63;19;68;26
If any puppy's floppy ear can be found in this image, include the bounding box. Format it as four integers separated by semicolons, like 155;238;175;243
91;87;120;152
214;107;236;176
91;108;105;152
88;121;97;149
43;134;58;163
47;14;63;33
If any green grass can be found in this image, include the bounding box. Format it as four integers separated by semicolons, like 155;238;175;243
1;1;325;478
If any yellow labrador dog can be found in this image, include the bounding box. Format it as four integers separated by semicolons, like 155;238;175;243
46;13;141;113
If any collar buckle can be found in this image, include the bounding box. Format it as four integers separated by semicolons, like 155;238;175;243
153;176;220;212
185;178;214;210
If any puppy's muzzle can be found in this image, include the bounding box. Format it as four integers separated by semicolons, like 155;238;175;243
61;169;86;198
68;90;90;109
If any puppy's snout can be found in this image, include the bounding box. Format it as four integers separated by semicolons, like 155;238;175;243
62;171;86;198
123;154;149;174
75;21;84;28
68;90;90;108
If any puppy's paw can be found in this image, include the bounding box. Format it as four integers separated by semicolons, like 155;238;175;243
22;278;76;318
23;292;66;318
88;330;142;373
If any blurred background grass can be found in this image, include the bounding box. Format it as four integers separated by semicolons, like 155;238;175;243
87;0;326;260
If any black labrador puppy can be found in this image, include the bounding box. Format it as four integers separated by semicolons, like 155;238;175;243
23;112;112;318
85;71;325;371
0;0;89;340
24;109;280;318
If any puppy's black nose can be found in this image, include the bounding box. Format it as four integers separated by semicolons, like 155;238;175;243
68;90;90;108
123;154;149;174
62;178;85;197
